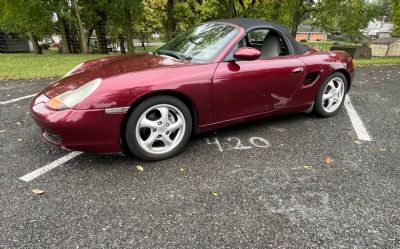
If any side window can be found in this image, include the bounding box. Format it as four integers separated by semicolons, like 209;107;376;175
237;38;247;48
248;29;269;44
248;29;290;58
224;28;291;61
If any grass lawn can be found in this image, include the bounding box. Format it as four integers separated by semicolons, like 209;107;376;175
1;46;400;80
302;41;336;51
0;46;159;80
301;41;361;51
354;57;400;66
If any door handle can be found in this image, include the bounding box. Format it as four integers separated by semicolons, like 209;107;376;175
292;67;304;74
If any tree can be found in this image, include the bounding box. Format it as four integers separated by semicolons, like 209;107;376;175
0;0;53;54
133;0;164;49
71;0;89;53
49;0;73;54
55;13;70;54
374;0;392;17
336;0;377;40
392;0;400;36
313;0;377;41
108;0;144;54
166;0;176;39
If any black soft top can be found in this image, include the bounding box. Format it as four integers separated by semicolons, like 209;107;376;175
213;18;309;55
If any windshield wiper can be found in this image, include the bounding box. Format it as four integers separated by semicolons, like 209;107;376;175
156;50;186;61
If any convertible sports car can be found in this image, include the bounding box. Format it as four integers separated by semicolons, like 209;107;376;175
30;18;354;160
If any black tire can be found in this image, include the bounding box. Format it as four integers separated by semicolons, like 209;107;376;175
314;72;348;117
125;95;192;161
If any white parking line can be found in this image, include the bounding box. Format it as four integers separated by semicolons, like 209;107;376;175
19;151;83;182
344;95;372;141
0;93;37;105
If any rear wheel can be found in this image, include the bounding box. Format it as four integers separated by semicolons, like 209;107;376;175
125;95;192;161
314;72;347;117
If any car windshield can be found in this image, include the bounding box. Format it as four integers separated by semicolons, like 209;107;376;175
156;23;239;63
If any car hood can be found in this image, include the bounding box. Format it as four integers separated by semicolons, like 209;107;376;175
44;53;191;98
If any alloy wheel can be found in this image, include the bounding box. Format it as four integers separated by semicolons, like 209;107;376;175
135;104;186;155
322;77;345;113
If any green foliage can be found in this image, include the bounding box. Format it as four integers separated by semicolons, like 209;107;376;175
0;0;396;54
392;0;400;36
162;0;379;40
0;0;53;37
107;0;143;36
314;0;378;41
373;0;392;17
134;0;164;34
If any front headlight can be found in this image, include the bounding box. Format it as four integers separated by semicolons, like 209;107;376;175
47;78;102;110
62;62;84;79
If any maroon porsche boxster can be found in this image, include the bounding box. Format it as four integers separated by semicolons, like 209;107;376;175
30;18;354;160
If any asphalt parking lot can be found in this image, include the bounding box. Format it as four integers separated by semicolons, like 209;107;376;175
1;66;399;248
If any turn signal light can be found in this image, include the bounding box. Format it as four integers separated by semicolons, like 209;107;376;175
47;98;66;110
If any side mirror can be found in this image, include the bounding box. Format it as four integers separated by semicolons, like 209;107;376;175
233;47;261;61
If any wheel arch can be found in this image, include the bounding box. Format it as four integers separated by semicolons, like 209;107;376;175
119;90;199;155
335;68;351;92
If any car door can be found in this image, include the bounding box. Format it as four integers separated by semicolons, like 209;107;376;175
212;54;306;123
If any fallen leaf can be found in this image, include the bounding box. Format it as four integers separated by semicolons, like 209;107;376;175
32;189;45;195
354;140;363;145
304;164;313;169
211;192;219;197
378;148;387;152
0;130;6;133
324;157;334;165
136;165;144;172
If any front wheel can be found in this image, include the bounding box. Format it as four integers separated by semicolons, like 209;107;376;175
314;72;348;117
125;95;192;161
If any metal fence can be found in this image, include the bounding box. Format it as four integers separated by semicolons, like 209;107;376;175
301;39;400;58
1;30;400;59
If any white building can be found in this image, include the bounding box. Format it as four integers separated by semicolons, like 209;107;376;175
362;18;394;37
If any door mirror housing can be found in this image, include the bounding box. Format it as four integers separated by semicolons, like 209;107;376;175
233;47;261;61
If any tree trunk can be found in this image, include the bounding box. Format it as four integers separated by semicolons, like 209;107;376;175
290;0;305;37
225;0;234;18
126;25;135;54
124;6;135;54
290;9;302;37
72;32;80;53
71;0;89;54
28;32;42;54
65;25;79;53
87;28;94;50
95;16;108;54
57;15;70;54
166;0;176;40
140;39;146;49
118;34;126;54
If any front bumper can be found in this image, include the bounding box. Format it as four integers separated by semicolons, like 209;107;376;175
30;93;126;153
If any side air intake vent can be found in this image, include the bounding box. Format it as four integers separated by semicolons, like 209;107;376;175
303;72;320;85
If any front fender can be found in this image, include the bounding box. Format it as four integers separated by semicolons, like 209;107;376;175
74;63;218;127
